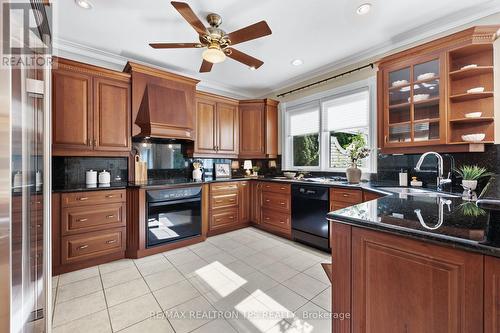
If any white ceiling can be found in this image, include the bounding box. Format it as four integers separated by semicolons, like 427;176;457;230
54;0;500;98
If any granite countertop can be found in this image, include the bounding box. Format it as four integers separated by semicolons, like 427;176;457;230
52;182;129;192
328;188;500;258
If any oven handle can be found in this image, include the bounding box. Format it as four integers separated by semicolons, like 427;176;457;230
148;197;201;207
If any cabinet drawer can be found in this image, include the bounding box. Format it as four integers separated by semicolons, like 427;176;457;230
62;227;125;264
210;182;239;194
331;188;363;204
62;202;125;235
61;189;125;207
262;192;290;213
211;193;238;210
211;208;239;229
261;182;291;195
261;209;291;231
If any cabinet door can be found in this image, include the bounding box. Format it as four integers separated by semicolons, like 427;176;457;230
217;102;239;155
485;256;500;333
239;181;250;223
351;227;483;333
239;103;265;158
195;99;217;154
52;69;92;151
265;103;278;157
93;77;131;152
251;182;262;224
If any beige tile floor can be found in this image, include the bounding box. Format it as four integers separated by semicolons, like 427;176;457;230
52;227;332;333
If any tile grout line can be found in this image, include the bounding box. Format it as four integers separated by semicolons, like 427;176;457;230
98;263;114;333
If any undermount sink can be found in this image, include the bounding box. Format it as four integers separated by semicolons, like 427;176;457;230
380;187;459;198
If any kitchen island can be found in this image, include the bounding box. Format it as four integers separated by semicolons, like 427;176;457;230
328;189;500;333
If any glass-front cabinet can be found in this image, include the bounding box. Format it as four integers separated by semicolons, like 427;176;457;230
383;55;445;148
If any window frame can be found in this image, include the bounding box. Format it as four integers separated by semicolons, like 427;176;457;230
282;77;377;173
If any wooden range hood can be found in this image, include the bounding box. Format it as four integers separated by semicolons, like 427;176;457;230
124;62;200;140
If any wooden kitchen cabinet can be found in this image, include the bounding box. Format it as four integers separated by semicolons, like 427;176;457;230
195;92;239;158
239;181;251;223
485;255;500;333
331;223;484;333
377;26;499;154
53;189;127;275
239;99;279;159
208;181;249;235
52;57;131;156
258;182;291;238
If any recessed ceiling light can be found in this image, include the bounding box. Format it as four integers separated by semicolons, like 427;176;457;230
356;3;371;15
75;0;93;9
291;59;303;66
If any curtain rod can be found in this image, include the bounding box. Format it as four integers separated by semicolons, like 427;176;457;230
277;63;374;98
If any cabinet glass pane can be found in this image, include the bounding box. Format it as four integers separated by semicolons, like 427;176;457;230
413;79;440;101
414;99;439;121
388;124;411;143
389;67;410;88
389;105;410;124
389;88;410;106
414;59;439;81
414;122;439;142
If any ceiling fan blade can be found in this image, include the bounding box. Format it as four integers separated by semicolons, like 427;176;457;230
199;60;214;73
226;21;272;45
171;1;207;36
226;48;264;69
150;42;201;49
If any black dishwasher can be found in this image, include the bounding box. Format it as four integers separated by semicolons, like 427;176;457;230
291;184;330;252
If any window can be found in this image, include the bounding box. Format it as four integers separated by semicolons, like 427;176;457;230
288;102;320;168
283;78;376;172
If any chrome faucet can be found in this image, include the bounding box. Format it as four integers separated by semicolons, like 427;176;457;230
414;152;452;191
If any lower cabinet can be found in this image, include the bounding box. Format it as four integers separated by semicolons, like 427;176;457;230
332;223;485;333
258;182;292;237
208;182;249;235
52;189;126;274
485;256;500;333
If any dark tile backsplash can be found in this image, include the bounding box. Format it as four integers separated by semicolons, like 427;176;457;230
52;157;128;187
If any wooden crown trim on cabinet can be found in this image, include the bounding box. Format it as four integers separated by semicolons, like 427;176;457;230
123;61;200;85
53;57;131;81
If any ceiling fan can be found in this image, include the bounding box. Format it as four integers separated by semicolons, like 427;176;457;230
149;1;272;73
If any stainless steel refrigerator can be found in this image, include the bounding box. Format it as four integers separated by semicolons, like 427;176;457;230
0;1;52;332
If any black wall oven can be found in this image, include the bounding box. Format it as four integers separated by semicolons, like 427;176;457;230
146;186;202;248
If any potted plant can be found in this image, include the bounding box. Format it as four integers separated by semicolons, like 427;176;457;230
345;134;370;184
453;165;493;191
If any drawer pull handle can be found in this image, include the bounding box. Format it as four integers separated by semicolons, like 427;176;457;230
216;219;222;222
106;240;117;244
215;200;223;204
36;224;41;228
280;202;285;205
77;245;88;250
106;215;115;219
78;197;89;201
106;195;115;198
265;217;270;220
229;216;235;219
343;194;349;197
77;218;88;222
280;187;285;190
229;199;235;202
35;201;41;204
265;199;270;203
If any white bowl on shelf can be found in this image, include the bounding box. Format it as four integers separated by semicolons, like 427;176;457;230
464;112;482;118
417;73;436;81
467;87;485;94
461;64;478;70
461;133;485;142
283;172;296;179
409;94;430;103
392;80;408;87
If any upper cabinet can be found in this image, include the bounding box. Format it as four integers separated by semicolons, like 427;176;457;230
239;99;279;159
124;62;199;140
52;58;131;156
194;92;239;158
378;26;499;153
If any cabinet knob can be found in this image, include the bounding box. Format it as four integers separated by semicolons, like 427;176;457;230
78;197;89;201
106;215;115;219
77;218;88;222
105;195;115;198
77;245;88;250
105;239;116;244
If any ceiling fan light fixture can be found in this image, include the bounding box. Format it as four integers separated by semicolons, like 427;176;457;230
202;46;226;64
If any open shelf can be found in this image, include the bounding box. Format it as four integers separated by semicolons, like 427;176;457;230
389;102;410;109
449;117;494;124
449;66;493;80
413;97;440;106
449;92;494;102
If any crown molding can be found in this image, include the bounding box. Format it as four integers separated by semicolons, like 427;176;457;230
266;3;500;98
53;38;256;99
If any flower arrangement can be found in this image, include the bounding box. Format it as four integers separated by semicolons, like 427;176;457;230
345;134;370;165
